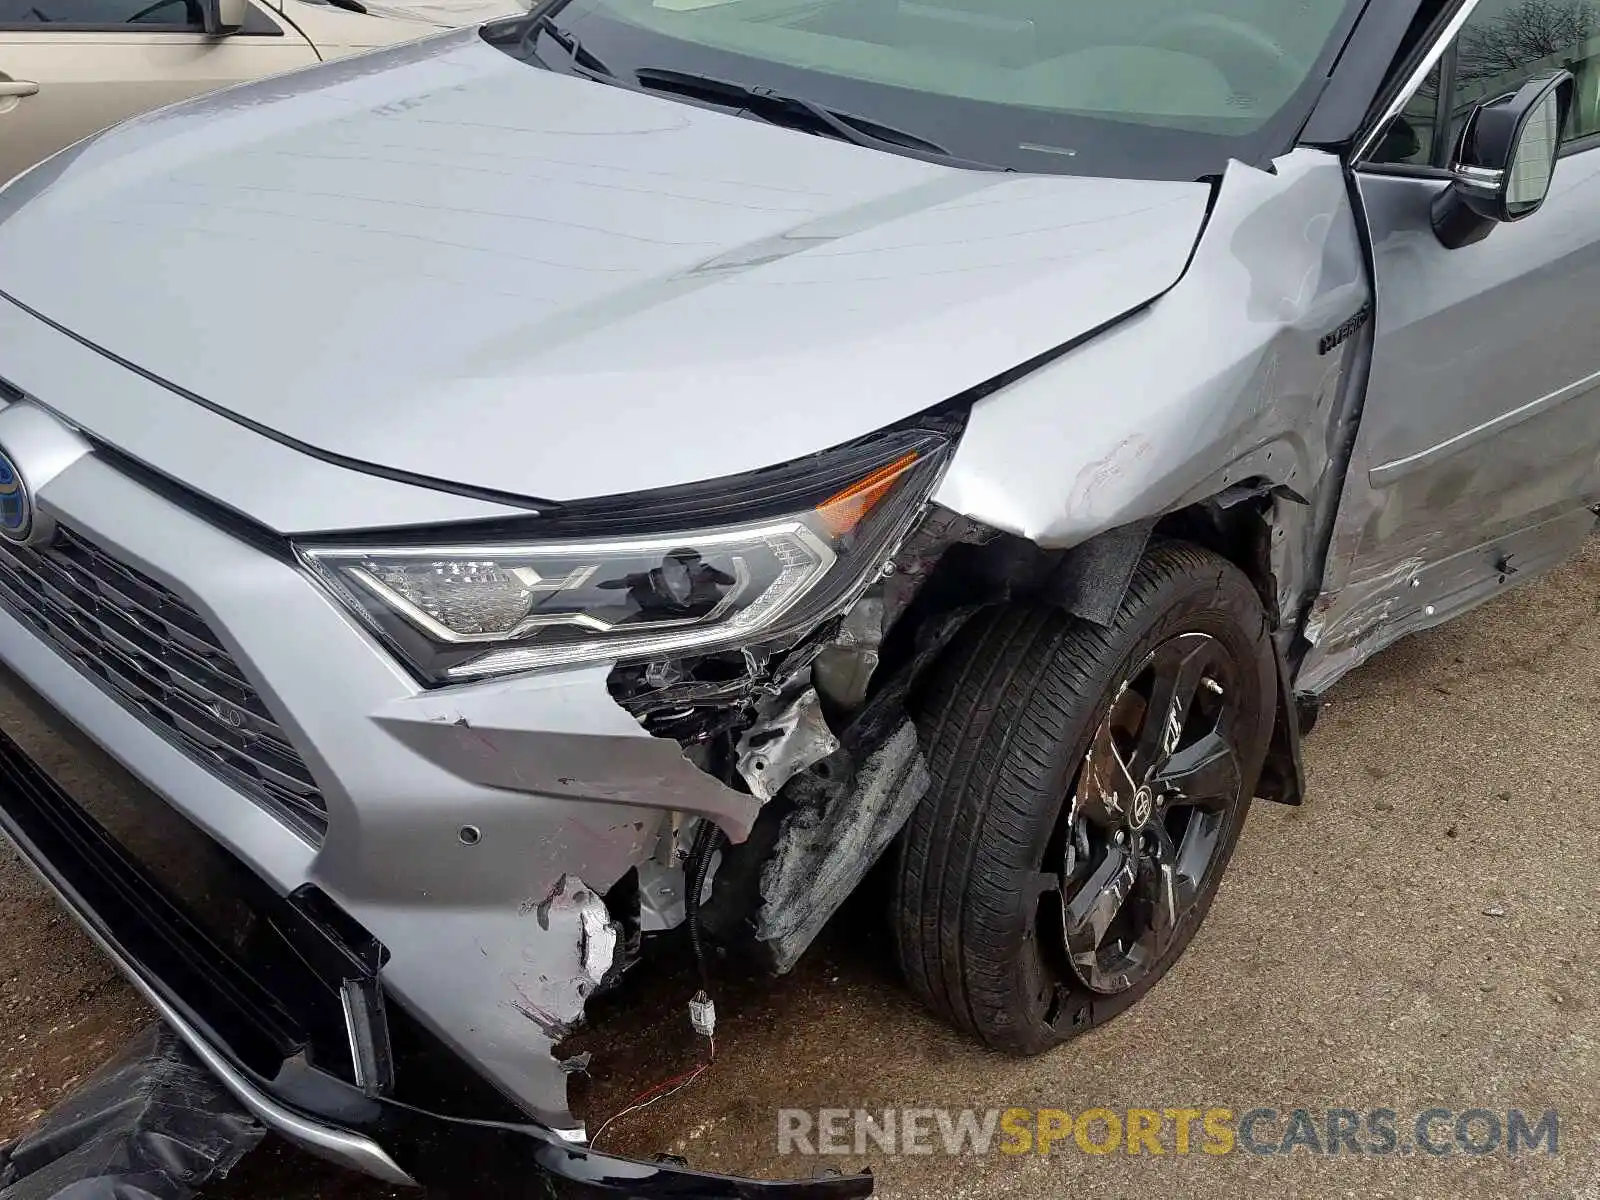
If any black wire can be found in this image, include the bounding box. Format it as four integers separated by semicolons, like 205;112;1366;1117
685;819;725;989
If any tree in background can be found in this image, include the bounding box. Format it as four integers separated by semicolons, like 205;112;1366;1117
1458;0;1599;85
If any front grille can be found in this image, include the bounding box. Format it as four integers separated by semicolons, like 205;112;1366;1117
0;525;327;840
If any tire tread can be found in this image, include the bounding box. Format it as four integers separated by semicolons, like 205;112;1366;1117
892;542;1268;1053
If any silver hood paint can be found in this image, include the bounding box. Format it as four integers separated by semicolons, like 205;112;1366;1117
0;29;1209;505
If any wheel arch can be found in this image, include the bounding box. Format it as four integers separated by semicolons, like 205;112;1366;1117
883;490;1305;806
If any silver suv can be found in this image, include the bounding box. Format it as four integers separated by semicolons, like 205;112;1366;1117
0;0;1591;1194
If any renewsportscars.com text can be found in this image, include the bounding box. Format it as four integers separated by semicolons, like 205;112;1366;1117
777;1106;1560;1158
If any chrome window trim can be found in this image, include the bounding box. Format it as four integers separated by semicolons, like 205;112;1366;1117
1353;0;1486;164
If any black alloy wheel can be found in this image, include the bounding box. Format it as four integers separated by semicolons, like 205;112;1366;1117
1057;631;1246;995
893;542;1277;1054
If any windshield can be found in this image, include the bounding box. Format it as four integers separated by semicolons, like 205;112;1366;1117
491;0;1361;178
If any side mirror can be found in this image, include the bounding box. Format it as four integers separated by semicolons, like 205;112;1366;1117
1431;70;1574;250
199;0;248;34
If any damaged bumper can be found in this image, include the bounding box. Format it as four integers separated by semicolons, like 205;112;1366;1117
0;665;871;1198
0;300;961;1198
0;430;738;1133
0;416;876;1194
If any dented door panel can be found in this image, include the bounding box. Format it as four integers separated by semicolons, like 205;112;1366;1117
1299;155;1600;693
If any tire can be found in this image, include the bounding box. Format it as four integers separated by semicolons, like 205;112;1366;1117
892;541;1276;1055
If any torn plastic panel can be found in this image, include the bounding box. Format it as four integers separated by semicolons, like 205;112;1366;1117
708;594;983;969
810;597;883;713
567;436;973;992
366;1105;877;1199
0;1024;264;1200
618;496;1290;974
609;506;984;756
0;979;880;1200
482;478;1311;1136
658;530;1019;968
740;498;1318;964
505;874;624;1038
373;670;764;842
755;720;928;974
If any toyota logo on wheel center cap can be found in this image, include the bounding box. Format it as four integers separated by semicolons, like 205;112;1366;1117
1129;786;1155;829
0;448;32;543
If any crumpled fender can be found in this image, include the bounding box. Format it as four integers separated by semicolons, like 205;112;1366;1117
934;147;1371;607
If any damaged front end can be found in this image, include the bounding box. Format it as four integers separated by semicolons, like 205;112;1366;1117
597;432;983;982
298;422;983;1193
0;666;878;1200
0;395;1300;1198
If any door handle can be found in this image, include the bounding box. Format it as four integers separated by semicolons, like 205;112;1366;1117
0;80;39;98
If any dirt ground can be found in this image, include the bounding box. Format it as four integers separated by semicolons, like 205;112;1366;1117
3;543;1599;1200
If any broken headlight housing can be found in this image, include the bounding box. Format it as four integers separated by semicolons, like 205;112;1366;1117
299;429;951;683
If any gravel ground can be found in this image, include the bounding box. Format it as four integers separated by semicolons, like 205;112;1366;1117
3;541;1598;1200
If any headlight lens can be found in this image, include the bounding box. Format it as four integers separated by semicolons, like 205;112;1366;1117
300;432;948;682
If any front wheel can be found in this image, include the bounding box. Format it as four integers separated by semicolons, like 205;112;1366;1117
892;542;1276;1055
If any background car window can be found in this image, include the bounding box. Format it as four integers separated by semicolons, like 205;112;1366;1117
0;0;202;24
1374;0;1600;164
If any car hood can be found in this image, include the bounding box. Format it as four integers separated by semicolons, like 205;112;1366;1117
0;30;1210;505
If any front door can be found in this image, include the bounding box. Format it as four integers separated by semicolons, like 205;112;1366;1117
1300;0;1600;692
0;0;317;185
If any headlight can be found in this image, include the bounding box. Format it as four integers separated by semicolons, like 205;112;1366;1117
299;430;950;682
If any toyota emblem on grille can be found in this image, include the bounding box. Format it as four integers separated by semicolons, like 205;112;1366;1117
0;448;31;543
207;698;249;731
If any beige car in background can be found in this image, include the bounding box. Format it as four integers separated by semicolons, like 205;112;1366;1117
0;0;518;183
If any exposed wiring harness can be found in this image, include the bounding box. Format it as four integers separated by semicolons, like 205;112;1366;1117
589;820;726;1153
685;818;727;989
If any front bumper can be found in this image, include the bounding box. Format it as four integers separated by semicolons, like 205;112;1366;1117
0;664;869;1197
0;391;739;1135
0;307;870;1194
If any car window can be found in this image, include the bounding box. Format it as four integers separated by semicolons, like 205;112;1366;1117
489;0;1367;179
1374;0;1600;165
0;0;202;25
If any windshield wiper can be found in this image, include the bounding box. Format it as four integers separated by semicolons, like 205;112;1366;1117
633;67;979;166
524;14;615;80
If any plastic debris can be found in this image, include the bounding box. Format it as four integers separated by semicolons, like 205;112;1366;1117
0;1023;264;1200
558;1051;593;1076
